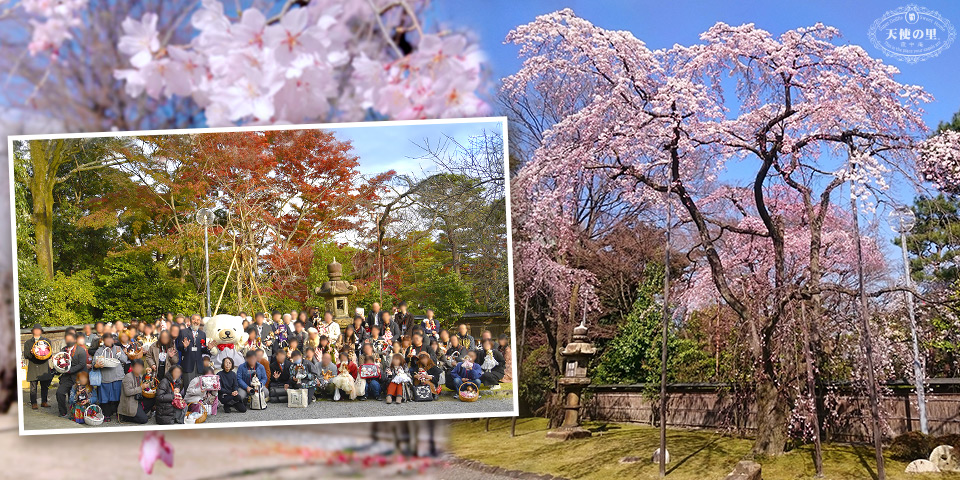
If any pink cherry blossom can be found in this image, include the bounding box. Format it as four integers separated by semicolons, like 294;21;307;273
918;130;960;193
108;1;490;126
118;13;161;68
139;431;174;474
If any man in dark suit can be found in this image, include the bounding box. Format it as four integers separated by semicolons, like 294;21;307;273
395;301;416;337
252;312;275;356
55;331;88;417
177;314;210;387
366;302;383;331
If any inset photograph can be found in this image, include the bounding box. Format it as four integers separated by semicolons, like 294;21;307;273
10;117;516;435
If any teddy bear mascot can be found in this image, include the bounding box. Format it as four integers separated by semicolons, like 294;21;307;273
204;314;248;370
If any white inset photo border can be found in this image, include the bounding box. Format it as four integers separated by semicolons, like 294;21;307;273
8;116;518;436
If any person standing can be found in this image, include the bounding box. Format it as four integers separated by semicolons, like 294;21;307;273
395;302;415;337
455;323;476;352
55;331;88;417
177;314;210;388
252;313;275;357
421;310;439;340
23;324;53;410
366;302;383;331
145;330;178;379
317;311;341;347
93;334;128;422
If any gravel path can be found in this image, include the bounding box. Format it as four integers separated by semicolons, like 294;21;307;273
21;388;513;432
437;462;522;480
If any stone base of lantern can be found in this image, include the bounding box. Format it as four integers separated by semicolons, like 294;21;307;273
546;425;592;441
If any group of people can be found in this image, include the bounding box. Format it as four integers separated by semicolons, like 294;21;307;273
23;301;512;426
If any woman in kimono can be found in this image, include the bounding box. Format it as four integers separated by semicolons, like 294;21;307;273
331;351;358;401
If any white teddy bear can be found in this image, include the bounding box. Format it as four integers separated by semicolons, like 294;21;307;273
204;314;248;370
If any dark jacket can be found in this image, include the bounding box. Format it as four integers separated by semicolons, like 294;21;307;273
412;365;443;392
395;312;416;336
269;359;292;387
252;323;275;353
60;344;88;383
479;349;507;381
23;336;53;382
290;329;308;348
366;310;383;330
176;328;210;374
155;371;184;425
218;369;241;396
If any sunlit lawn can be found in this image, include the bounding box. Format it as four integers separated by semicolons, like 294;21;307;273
450;418;960;480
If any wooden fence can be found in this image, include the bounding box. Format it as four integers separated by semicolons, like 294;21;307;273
582;381;960;442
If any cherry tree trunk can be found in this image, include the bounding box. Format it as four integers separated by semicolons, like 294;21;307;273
753;379;790;456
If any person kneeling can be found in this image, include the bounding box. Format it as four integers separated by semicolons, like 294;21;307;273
119;360;151;424
218;358;247;413
383;353;411;404
478;339;506;389
359;354;383;401
156;365;186;425
268;350;292;403
331;352;358;401
68;371;98;424
447;350;482;395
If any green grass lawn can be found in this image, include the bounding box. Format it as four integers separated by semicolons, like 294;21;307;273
449;418;960;480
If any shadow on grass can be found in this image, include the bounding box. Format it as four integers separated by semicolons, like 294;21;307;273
588;423;622;434
666;434;723;475
480;418;550;436
852;445;879;480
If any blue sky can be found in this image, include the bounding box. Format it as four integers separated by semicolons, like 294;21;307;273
431;0;960;130
327;120;503;179
429;1;960;261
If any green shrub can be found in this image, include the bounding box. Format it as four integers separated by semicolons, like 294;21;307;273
887;431;937;461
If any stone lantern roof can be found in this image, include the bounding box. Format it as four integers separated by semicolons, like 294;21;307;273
561;321;597;356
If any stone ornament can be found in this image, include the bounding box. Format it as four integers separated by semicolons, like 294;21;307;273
930;445;960;472
905;459;941;473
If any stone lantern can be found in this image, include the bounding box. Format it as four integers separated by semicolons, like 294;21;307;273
314;259;358;327
546;321;596;440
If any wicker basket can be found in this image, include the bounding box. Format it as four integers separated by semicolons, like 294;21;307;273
126;346;144;360
32;339;53;361
95;357;122;368
185;402;208;424
52;351;71;373
141;376;160;399
84;405;104;426
458;381;480;402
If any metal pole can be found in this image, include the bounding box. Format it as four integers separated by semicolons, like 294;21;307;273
659;181;671;479
849;181;886;480
204;223;212;318
900;229;928;434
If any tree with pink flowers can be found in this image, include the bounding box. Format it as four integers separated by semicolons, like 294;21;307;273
506;9;931;458
1;0;489;132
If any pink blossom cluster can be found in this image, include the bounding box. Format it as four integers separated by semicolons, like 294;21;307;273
918;130;960;193
680;187;887;312
21;0;88;57
113;0;489;125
